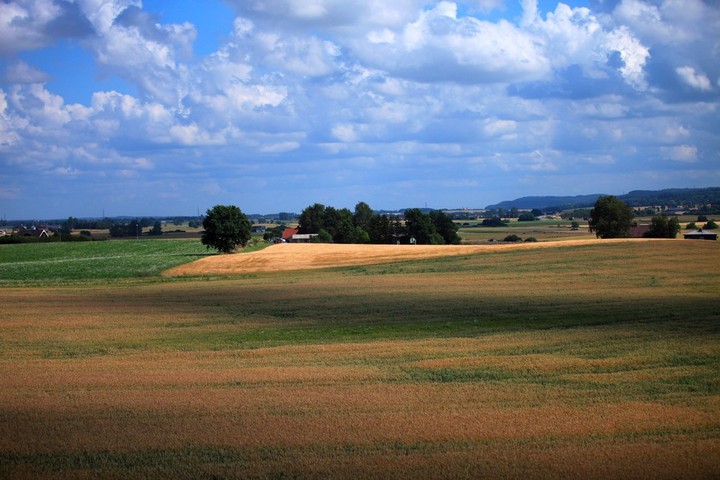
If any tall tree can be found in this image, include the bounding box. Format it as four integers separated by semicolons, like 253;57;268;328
644;214;680;238
404;208;439;244
201;205;251;253
588;196;634;239
430;210;460;245
368;214;395;244
298;203;326;234
150;220;163;236
353;202;374;231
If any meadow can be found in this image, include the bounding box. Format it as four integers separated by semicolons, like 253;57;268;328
0;239;210;285
0;239;719;478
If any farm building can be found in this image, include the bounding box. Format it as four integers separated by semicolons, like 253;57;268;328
290;233;318;243
683;229;718;240
251;225;266;233
16;225;51;238
282;227;299;241
630;224;650;238
275;227;319;243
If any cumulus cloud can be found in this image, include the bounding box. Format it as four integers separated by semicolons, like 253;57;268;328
675;66;712;91
351;2;550;84
3;61;50;84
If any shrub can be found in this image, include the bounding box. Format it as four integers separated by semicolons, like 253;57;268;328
524;237;538;242
503;234;523;242
518;212;536;222
482;217;507;227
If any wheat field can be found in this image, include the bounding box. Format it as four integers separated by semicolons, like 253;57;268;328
1;239;719;478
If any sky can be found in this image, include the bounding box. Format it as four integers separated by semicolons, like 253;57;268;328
1;0;719;219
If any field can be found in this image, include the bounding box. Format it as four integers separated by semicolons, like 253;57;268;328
1;239;719;478
457;218;595;243
0;239;209;285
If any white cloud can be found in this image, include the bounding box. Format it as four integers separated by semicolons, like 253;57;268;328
662;144;698;163
613;0;711;45
603;26;649;90
258;141;301;153
332;124;359;143
4;61;51;84
353;2;550;84
675;66;712;91
483;118;517;138
0;0;60;54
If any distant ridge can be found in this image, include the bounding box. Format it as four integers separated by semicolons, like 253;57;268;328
486;194;603;210
485;187;720;211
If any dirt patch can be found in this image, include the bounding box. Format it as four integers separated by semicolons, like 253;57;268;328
164;239;652;276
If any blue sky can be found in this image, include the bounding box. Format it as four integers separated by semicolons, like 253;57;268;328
1;0;718;219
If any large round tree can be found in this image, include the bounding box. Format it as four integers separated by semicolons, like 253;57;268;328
201;205;251;253
588;196;634;239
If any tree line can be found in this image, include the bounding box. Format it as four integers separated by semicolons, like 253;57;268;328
201;202;460;253
296;202;460;245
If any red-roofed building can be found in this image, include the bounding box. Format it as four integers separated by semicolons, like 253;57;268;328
281;227;299;241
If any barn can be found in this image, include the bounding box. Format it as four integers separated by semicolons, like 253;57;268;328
683;229;718;240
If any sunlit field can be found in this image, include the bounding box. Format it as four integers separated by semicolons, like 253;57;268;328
1;239;718;478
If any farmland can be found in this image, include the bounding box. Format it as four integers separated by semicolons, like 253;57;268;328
0;239;719;478
0;239;209;285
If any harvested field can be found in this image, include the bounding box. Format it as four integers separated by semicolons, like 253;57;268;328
2;240;719;478
165;238;651;276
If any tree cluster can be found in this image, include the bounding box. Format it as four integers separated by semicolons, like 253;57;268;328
643;214;681;238
109;220;144;238
298;202;460;245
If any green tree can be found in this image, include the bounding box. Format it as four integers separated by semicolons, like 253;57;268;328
324;207;355;243
201;205;251;253
61;216;78;235
588;196;634;239
404;208;437;244
518;212;536;222
149;220;163;236
298;203;326;234
353;201;374;232
704;220;718;230
429;210;460;244
368;214;397;244
644;214;680;238
312;229;333;243
481;217;507;227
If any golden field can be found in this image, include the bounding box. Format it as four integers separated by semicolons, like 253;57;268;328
1;239;719;478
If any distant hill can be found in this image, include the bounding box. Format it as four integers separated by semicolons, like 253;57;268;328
486;194;603;210
486;187;720;211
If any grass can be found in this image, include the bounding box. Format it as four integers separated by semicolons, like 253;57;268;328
0;240;719;478
0;239;211;284
457;218;595;243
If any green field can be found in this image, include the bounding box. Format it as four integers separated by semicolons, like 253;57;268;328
1;239;719;478
457;218;595;243
0;239;210;285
